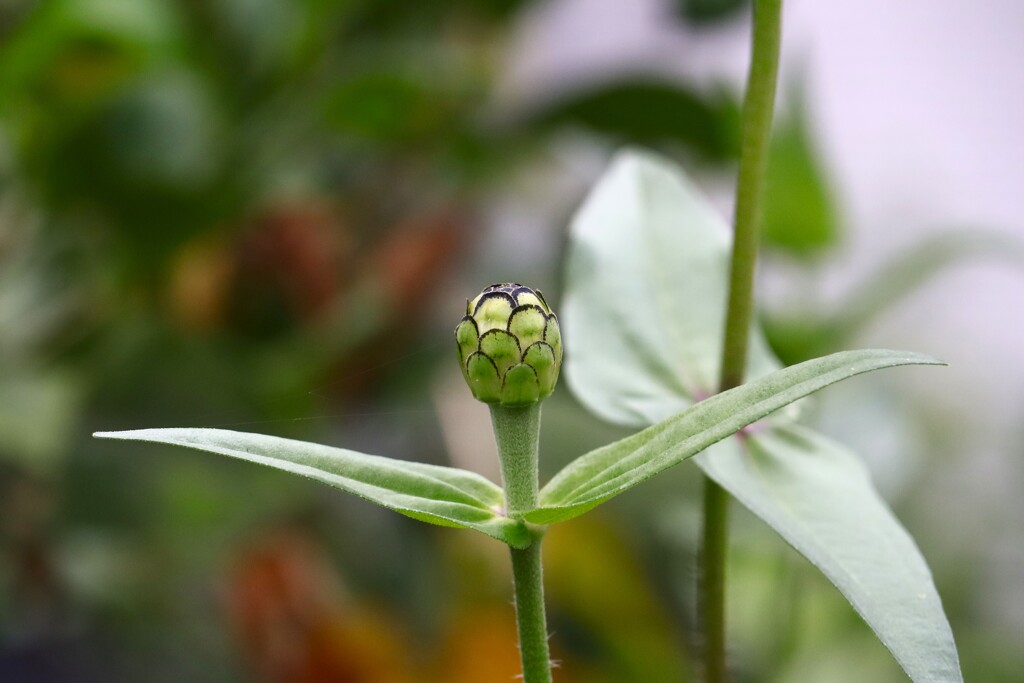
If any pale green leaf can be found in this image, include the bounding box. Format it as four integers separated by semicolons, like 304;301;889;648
529;349;942;525
559;148;960;683
695;426;962;683
563;148;781;428
93;428;531;548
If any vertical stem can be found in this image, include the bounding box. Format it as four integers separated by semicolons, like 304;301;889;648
491;404;541;517
491;404;552;683
719;0;784;392
510;541;552;683
700;479;731;683
700;1;783;682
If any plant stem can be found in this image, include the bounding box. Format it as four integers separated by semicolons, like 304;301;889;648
700;1;783;682
510;541;552;683
491;404;552;683
491;404;541;517
700;479;731;683
719;0;784;393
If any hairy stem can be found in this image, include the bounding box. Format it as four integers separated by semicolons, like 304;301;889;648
510;540;552;683
700;1;783;682
491;404;552;683
491;404;541;517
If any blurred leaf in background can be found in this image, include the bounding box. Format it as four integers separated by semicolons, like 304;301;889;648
0;0;1019;681
762;90;838;257
520;79;738;161
674;0;750;25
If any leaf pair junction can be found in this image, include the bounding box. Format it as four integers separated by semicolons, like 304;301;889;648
95;150;963;683
95;349;937;547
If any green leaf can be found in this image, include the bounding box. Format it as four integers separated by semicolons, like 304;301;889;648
695;426;962;683
524;82;736;160
325;71;445;144
529;349;942;525
763;106;838;256
93;428;531;548
675;0;750;25
559;149;960;682
563;149;780;428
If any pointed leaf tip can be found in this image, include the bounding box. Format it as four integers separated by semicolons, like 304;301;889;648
532;348;946;524
94;428;531;547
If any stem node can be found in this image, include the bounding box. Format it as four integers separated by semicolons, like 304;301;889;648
491;404;553;683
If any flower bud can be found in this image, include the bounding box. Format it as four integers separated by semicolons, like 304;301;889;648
455;283;563;406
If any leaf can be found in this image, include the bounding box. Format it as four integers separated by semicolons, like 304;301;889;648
523;82;736;160
0;0;180;100
559;149;961;682
563;149;780;428
325;71;444;144
529;349;942;525
763;105;837;256
832;229;1024;341
674;0;750;25
695;426;962;683
764;230;1024;365
93;428;531;548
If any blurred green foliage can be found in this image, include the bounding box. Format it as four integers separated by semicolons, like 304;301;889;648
524;79;739;161
674;0;750;24
0;1;1018;681
762;99;836;256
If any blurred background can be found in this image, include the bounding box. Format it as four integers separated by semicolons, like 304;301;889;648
1;0;1021;681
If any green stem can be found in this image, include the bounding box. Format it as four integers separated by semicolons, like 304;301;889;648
700;1;783;682
491;404;552;683
719;0;784;393
491;404;541;517
510;541;552;683
700;478;731;683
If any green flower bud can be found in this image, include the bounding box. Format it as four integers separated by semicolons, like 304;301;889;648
455;283;563;407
